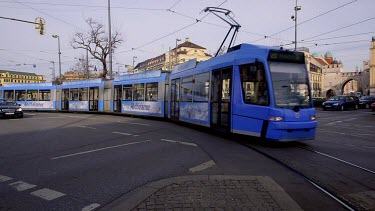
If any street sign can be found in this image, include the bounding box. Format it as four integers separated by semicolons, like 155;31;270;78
35;17;46;35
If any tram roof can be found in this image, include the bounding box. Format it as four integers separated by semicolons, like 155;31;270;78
170;44;279;77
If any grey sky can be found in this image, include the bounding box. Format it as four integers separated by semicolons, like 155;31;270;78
0;0;374;81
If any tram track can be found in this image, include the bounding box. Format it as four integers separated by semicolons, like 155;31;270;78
240;140;375;211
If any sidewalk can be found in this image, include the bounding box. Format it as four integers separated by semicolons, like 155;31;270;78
100;175;303;211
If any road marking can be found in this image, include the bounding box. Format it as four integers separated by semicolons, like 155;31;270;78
51;140;152;160
77;126;97;130
112;132;133;136
0;175;13;182
9;181;37;191
189;160;216;173
326;121;342;125
117;121;150;126
299;146;375;174
9;119;19;121
317;128;374;140
160;139;198;147
31;188;66;201
25;113;36;116
27;117;65;120
82;203;101;211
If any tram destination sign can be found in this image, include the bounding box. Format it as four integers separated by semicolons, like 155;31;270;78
268;50;305;64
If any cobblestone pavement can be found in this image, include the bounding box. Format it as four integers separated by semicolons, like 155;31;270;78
123;176;302;211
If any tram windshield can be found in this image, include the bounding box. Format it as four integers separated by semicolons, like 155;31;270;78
269;62;312;109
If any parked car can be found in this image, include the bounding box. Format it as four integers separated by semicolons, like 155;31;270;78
0;99;23;118
359;96;375;109
371;102;375;112
321;95;358;111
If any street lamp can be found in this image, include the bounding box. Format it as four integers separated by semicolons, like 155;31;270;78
291;0;301;51
50;61;55;81
175;38;181;66
52;34;61;78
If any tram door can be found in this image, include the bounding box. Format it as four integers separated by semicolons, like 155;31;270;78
170;79;180;120
113;85;122;112
61;89;69;110
210;68;232;131
89;87;99;111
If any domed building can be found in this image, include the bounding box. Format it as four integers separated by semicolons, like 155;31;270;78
324;51;334;64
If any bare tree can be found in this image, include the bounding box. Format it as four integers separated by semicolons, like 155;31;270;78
71;18;123;78
70;54;92;78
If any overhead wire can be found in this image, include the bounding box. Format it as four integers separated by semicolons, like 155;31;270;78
250;0;360;43
301;16;375;41
12;0;89;33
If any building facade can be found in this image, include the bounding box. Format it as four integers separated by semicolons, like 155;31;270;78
135;38;212;72
0;70;46;86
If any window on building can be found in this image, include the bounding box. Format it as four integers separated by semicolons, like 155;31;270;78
15;90;26;101
239;63;269;106
27;90;38;101
193;72;209;102
146;82;158;101
123;85;132;101
181;76;193;102
133;83;145;101
39;90;51;101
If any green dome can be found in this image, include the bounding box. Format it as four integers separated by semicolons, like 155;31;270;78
312;53;319;58
324;51;333;58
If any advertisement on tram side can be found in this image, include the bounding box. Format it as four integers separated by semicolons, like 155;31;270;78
122;101;162;115
18;101;55;109
69;101;89;110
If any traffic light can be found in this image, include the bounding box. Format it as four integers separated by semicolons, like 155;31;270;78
35;17;46;35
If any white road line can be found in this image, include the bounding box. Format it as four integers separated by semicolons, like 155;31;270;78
9;181;37;191
51;140;152;160
9;119;19;121
189;160;216;173
317;128;374;140
299;146;375;174
117;121;150;126
82;203;101;211
112;132;133;136
77;126;97;130
30;188;66;201
25;113;36;116
160;139;198;147
326;121;342;125
28;117;65;120
0;175;13;182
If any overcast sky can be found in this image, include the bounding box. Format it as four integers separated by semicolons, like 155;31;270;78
0;0;374;81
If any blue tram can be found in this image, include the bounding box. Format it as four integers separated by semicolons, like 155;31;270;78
168;44;317;141
0;44;316;141
59;79;105;111
112;70;168;117
0;82;57;111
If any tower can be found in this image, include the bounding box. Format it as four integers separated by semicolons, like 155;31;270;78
370;37;375;95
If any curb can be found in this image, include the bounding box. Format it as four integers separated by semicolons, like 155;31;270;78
99;175;303;211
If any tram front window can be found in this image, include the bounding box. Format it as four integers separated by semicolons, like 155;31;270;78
269;62;312;109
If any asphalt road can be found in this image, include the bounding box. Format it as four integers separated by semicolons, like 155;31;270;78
0;109;373;210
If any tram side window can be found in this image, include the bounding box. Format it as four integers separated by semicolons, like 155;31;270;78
193;72;209;102
4;90;14;100
15;90;26;101
39;90;51;101
70;88;79;101
123;85;132;101
146;82;158;101
27;90;38;101
133;84;145;101
79;88;88;101
239;63;269;106
181;76;193;102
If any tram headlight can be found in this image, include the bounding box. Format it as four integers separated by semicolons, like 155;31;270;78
310;115;316;121
269;116;283;121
